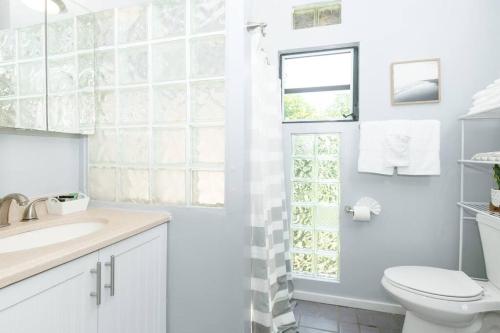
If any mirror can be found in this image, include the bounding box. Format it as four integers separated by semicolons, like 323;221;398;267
0;0;96;134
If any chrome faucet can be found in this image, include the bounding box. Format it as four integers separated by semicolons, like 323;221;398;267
0;193;29;228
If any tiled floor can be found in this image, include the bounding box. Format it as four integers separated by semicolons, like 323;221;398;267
294;300;405;333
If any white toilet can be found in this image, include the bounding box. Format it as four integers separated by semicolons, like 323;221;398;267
382;214;500;333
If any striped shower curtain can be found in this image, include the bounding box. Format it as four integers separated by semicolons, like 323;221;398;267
249;33;297;333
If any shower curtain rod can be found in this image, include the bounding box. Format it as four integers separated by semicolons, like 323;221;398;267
246;22;268;36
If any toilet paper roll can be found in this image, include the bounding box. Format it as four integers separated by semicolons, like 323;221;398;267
352;206;371;222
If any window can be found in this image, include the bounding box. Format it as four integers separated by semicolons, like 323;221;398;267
87;0;226;207
281;46;358;122
290;133;341;280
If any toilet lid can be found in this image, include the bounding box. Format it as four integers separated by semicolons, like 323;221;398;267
385;266;483;301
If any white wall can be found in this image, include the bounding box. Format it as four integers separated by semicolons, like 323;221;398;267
251;0;500;305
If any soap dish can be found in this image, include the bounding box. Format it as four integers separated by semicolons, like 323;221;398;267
47;193;90;216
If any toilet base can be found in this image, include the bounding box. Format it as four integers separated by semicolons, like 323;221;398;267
403;311;482;333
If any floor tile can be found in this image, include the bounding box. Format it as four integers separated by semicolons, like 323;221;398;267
299;327;335;333
360;326;379;333
338;307;358;324
339;322;360;333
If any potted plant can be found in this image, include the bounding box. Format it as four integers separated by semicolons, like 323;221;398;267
492;164;500;209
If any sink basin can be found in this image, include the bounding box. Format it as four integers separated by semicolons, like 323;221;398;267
0;221;106;254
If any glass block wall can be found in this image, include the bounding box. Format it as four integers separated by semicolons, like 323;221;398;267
290;134;340;280
88;0;226;207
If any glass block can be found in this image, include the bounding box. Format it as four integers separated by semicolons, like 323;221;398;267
318;160;339;180
48;57;76;93
316;255;338;278
0;100;16;127
117;5;148;44
119;87;149;124
318;183;339;204
118;46;148;85
190;80;225;122
95;50;115;87
153;84;187;123
78;92;96;128
19;61;45;95
293;253;313;274
293;159;314;179
76;13;95;50
88;129;118;164
119;128;150;165
190;35;225;79
152;0;185;39
317;4;341;27
291;206;314;226
192;170;224;206
293;229;313;249
47;19;74;55
192;126;224;164
316;231;338;251
0;65;16;97
191;0;225;34
292;135;315;156
152;169;186;204
153;128;186;164
0;29;16;62
293;8;316;30
88;167;116;201
18;24;43;60
95;9;115;47
315;206;339;229
78;53;95;89
292;182;315;203
95;90;115;125
152;40;185;82
19;97;46;130
119;168;150;203
317;134;340;155
48;94;78;133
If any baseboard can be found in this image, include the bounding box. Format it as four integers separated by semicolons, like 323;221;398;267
293;290;406;315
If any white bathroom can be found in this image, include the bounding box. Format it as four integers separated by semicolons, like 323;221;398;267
0;0;499;332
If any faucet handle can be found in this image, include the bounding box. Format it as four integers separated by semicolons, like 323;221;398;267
22;198;48;221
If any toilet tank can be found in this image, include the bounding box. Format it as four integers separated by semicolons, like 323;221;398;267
477;214;500;289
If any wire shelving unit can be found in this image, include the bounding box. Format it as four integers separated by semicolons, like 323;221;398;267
458;106;500;271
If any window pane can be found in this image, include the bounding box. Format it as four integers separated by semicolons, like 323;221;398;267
316;231;338;251
316;255;338;278
291;206;314;226
292;182;315;203
318;183;339;204
293;253;314;274
293;158;314;179
283;52;352;89
284;91;352;121
293;230;314;249
315;206;339;229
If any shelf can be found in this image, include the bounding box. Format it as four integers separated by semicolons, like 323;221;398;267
458;160;500;166
458;202;500;221
459;106;500;120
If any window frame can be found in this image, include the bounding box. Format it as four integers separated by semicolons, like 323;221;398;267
279;44;359;123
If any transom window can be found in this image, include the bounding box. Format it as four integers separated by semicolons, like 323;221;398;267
281;46;358;122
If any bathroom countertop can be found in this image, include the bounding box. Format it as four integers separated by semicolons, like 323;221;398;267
0;208;170;289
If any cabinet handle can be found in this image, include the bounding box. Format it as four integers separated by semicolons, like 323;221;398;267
90;262;102;305
104;255;115;296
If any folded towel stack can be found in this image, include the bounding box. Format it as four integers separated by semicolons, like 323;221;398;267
471;152;500;162
358;120;441;176
467;79;500;116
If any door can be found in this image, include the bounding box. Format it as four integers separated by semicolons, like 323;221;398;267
0;253;99;333
98;224;167;333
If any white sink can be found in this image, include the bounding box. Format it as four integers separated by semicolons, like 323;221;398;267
0;221;106;254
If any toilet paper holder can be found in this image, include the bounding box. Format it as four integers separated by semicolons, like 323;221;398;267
344;197;382;216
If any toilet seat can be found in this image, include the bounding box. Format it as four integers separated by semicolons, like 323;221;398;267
384;266;484;302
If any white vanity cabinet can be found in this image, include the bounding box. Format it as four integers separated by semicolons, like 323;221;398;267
0;224;167;333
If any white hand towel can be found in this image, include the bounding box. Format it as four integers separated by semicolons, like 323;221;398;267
358;122;394;175
384;120;411;167
473;88;500;106
473;84;500;100
398;120;441;176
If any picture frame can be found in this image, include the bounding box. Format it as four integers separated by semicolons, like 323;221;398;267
391;58;441;105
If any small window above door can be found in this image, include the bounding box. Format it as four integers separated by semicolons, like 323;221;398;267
280;46;359;122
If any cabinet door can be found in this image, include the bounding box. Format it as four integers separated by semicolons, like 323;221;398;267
0;253;99;333
98;224;167;333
